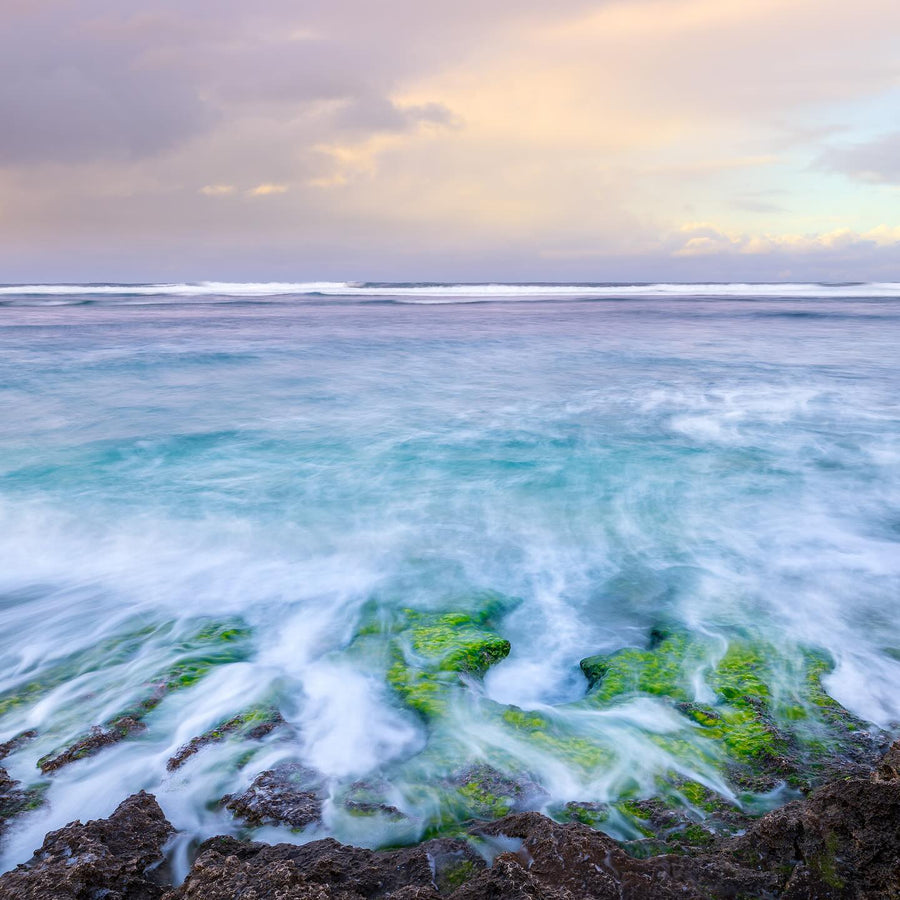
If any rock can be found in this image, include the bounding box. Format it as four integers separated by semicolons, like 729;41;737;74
166;707;285;771
37;716;146;774
452;763;547;819
171;738;900;898
223;763;325;829
0;767;44;840
0;730;37;761
0;791;173;900
163;834;484;900
873;738;900;782
4;740;900;899
727;747;900;898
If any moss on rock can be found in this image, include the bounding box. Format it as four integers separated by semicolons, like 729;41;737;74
357;594;515;720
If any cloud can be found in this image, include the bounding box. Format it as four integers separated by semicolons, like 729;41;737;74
248;183;289;196
0;5;216;165
671;223;900;257
819;132;900;184
1;0;899;280
200;184;236;196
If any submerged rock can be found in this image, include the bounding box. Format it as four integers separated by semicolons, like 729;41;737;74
0;730;37;761
0;768;45;841
2;741;899;898
578;627;879;789
166;707;285;771
451;763;547;820
348;592;517;721
222;762;326;829
32;618;255;776
0;791;173;900
38;716;146;774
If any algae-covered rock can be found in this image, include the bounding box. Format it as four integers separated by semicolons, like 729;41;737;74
35;617;254;775
167;706;285;771
351;593;516;720
500;706;615;773
579;627;875;782
0;730;36;762
38;716;146;774
0;768;47;840
451;763;546;820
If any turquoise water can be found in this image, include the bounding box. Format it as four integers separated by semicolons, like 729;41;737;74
1;285;899;872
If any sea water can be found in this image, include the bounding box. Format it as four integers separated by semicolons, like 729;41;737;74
1;284;899;874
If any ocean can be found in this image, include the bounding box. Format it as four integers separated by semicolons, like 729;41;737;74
1;283;899;875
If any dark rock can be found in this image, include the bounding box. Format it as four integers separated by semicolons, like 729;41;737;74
727;741;900;898
5;741;900;900
0;767;44;840
166;708;285;771
451;763;547;819
344;800;407;820
38;716;146;774
222;763;325;829
873;738;900;782
163;834;484;900
0;730;37;761
0;790;173;900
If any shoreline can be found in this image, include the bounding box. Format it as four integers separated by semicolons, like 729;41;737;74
1;739;898;899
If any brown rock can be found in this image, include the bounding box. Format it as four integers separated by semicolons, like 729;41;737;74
166;709;285;771
0;730;37;761
38;717;146;774
223;763;325;829
0;790;173;900
0;767;39;840
163;834;484;900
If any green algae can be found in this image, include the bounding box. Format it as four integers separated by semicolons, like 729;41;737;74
0;620;159;720
438;859;478;892
579;628;864;776
582;630;701;705
500;707;614;772
35;617;254;773
354;594;516;720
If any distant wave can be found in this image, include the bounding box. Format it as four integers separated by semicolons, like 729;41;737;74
2;281;900;301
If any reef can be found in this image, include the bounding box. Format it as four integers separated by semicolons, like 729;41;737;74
1;741;898;899
0;791;172;900
31;618;254;774
222;762;326;830
166;706;285;771
0;768;44;843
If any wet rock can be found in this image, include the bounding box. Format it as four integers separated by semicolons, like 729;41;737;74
5;740;899;899
223;763;326;829
37;716;146;774
0;768;44;840
452;764;546;819
172;739;900;898
0;790;173;900
166;707;285;771
340;779;409;821
163;834;484;900
0;730;37;761
873;737;900;782
344;799;407;820
726;740;900;898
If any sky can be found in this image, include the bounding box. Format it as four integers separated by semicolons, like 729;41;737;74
1;0;899;282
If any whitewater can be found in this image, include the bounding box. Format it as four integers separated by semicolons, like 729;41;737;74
1;283;898;876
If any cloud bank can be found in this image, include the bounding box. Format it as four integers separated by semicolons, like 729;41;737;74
0;0;898;280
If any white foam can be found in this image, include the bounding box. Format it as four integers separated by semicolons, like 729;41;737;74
2;281;900;299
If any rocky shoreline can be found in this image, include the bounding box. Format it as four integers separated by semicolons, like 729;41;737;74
0;739;897;900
